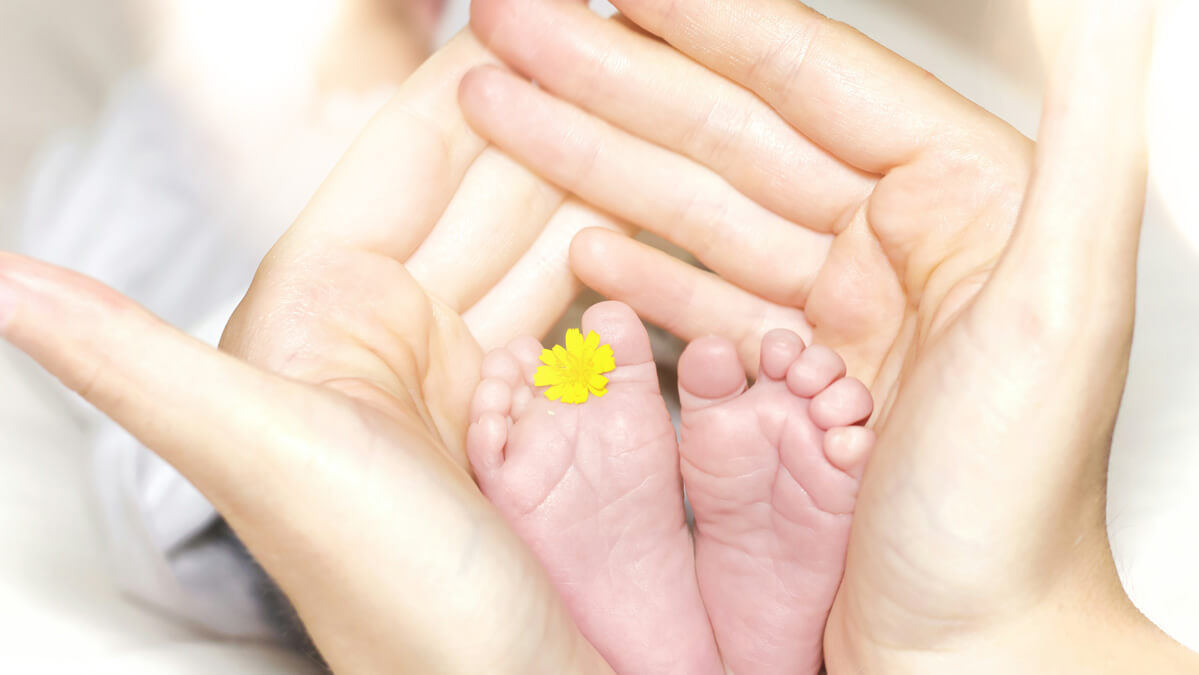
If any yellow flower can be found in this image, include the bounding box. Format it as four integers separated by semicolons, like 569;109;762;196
534;329;616;404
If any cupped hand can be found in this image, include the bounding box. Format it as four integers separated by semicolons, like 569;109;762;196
462;0;1033;394
0;31;619;675
463;0;1189;671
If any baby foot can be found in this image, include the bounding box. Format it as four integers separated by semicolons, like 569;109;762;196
466;302;722;675
678;330;875;675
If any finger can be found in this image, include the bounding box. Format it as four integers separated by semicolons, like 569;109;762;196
463;199;632;349
569;228;812;372
406;147;566;310
288;30;496;260
469;0;875;230
0;253;317;512
460;66;833;307
604;0;1018;173
983;4;1155;330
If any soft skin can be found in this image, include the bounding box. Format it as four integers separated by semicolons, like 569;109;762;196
1;3;1195;675
467;302;724;675
677;331;874;675
461;0;1199;671
0;30;624;675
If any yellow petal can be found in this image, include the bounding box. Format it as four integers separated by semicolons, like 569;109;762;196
593;346;616;373
537;329;621;405
552;344;570;363
535;366;568;387
565;328;584;354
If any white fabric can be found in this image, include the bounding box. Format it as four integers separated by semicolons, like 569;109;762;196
0;1;317;669
18;76;283;641
0;340;318;672
17;67;392;641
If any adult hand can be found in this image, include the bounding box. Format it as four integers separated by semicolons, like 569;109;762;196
0;31;619;674
462;0;1196;671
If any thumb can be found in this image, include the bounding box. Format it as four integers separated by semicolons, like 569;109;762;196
980;3;1157;338
0;252;315;520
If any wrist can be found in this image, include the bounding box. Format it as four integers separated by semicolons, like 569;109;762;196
826;565;1199;675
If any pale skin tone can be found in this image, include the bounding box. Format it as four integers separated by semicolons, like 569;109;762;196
0;4;1195;675
466;302;727;675
459;0;1199;671
672;330;876;675
464;304;875;675
0;31;619;675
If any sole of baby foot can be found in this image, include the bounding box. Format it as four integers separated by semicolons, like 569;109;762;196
677;329;874;675
466;301;723;675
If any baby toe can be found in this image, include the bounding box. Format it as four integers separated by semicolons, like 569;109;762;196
481;348;525;389
786;344;847;398
678;336;748;410
507;336;545;386
467;412;510;485
510;383;534;418
580;300;654;369
823;426;876;480
758;329;805;381
809;377;873;429
470;378;513;423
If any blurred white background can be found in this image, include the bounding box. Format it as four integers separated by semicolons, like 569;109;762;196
1;0;1196;671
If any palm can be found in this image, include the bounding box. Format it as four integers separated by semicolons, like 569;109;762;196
221;245;482;468
808;148;1066;644
464;0;1143;668
207;33;634;669
800;148;1029;397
